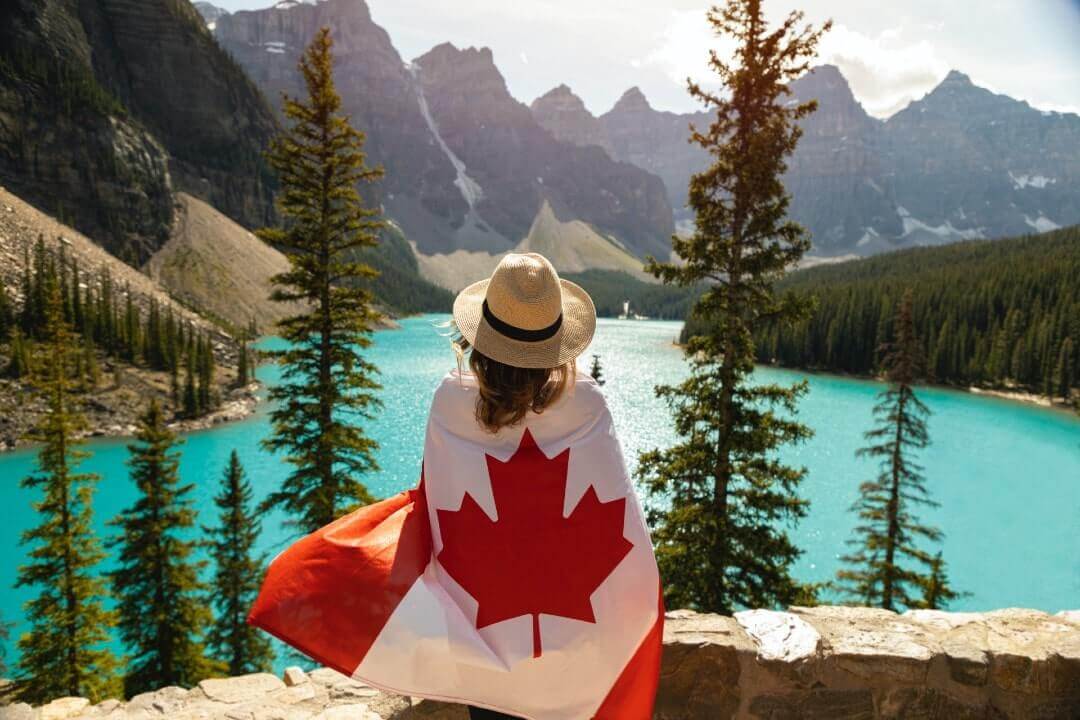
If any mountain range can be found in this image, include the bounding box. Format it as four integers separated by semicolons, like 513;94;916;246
533;66;1080;256
204;0;1080;265
1;0;1076;304
212;0;673;263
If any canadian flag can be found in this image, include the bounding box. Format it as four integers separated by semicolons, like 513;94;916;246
250;372;663;719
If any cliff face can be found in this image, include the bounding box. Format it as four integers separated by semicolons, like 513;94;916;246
91;0;278;232
597;87;711;227
214;0;675;259
532;66;1080;256
215;0;475;253
882;70;1080;244
0;0;173;260
529;84;613;155
782;65;898;254
11;606;1080;719
0;0;277;261
413;43;675;259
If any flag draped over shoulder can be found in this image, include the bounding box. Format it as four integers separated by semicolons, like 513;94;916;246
250;371;663;720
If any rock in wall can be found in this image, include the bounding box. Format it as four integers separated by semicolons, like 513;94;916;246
9;606;1078;719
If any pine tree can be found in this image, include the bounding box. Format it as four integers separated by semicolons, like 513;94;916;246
0;279;13;339
589;354;606;386
123;286;139;364
6;327;32;379
917;552;963;610
82;335;100;390
236;338;250;387
205;452;274;674
110;400;221;695
15;278;118;704
635;0;828;613
183;345;199;418
0;615;9;677
197;334;215;411
1054;338;1074;402
19;245;34;335
70;260;83;333
835;290;960;610
258;27;385;534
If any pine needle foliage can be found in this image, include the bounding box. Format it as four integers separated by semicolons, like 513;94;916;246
637;0;830;614
205;451;274;675
257;27;384;534
110;400;221;696
835;290;961;610
15;279;118;704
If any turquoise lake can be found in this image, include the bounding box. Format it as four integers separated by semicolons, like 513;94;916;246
1;314;1078;663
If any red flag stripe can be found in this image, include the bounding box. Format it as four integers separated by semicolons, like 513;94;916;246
248;480;431;675
591;591;665;720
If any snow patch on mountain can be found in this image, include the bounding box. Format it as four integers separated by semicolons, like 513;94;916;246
1024;214;1061;233
274;0;319;9
408;64;485;211
856;227;880;247
897;206;984;242
1009;171;1055;189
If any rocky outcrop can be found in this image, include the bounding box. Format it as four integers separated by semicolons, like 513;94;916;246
144;192;297;333
11;607;1078;719
0;0;276;261
529;85;613;155
213;0;675;260
532;66;1080;257
0;185;244;450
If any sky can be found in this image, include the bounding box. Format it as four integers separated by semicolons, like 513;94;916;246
211;0;1080;118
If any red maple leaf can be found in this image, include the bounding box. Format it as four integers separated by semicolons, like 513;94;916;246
436;429;633;658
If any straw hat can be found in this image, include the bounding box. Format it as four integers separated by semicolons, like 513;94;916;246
453;253;596;369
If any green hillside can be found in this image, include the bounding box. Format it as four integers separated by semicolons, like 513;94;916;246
747;226;1080;399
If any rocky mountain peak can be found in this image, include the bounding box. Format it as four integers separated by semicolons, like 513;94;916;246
792;64;854;101
413;43;509;104
531;84;610;154
611;86;652;114
789;64;876;134
942;69;974;87
900;68;1017;119
193;2;229;27
533;84;589;113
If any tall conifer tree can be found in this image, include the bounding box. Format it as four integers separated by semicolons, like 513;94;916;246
15;279;118;703
205;451;273;674
835;290;961;610
0;280;13;339
110;400;220;695
636;0;829;613
258;27;384;534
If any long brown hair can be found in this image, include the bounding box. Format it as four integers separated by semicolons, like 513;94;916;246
453;336;574;433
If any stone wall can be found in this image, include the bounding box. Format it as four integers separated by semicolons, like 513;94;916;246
4;606;1078;720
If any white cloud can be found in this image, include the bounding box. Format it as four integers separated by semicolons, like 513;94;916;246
818;24;949;117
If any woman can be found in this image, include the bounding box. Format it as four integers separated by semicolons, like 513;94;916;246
251;253;662;720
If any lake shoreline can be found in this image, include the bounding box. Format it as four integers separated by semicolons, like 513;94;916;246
0;381;262;453
752;360;1077;414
